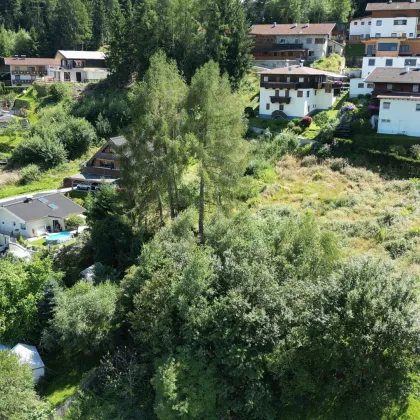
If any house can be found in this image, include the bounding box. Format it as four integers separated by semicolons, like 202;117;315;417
4;57;60;86
349;1;420;97
258;66;345;119
0;192;86;238
63;135;126;188
365;66;420;136
250;23;343;68
0;113;15;127
0;343;45;383
349;16;372;44
54;50;109;83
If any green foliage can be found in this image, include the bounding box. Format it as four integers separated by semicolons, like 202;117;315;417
14;98;31;110
0;255;60;344
0;26;37;57
19;163;41;185
95;112;112;138
313;53;345;73
65;214;85;231
0;351;53;419
313;111;334;128
42;281;117;357
49;84;72;103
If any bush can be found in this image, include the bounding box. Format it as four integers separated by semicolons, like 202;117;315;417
315;143;332;159
318;123;336;144
301;155;318;167
12;135;67;168
292;126;303;135
13;98;30;109
328;157;348;172
313;111;333;128
96;112;112;138
65;214;86;231
301;116;312;128
341;102;356;113
49;83;71;102
287;121;295;130
410;144;420;160
19;164;41;185
389;145;407;156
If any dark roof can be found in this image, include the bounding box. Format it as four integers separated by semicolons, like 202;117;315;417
251;23;336;36
1;192;85;222
4;57;60;66
260;66;345;77
365;67;420;83
110;136;127;147
366;1;420;11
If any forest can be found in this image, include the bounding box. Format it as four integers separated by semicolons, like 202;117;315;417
1;0;420;419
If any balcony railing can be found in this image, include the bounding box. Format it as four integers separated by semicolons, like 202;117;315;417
270;96;291;104
262;81;326;90
12;70;47;75
253;43;304;53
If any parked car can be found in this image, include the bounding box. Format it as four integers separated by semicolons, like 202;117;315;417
76;182;92;191
91;182;101;191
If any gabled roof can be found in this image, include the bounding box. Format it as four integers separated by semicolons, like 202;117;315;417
86;137;125;167
0;192;86;222
260;65;345;78
110;136;127;147
4;57;60;66
365;67;420;83
251;23;336;36
56;50;106;60
11;344;45;371
366;1;420;11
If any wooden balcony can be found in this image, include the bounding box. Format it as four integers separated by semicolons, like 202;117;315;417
270;96;291;104
12;70;47;76
262;81;325;90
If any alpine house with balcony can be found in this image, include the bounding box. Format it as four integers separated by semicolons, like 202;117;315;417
4;57;60;86
54;50;109;83
365;66;420;136
258;66;345;119
250;23;344;69
350;0;420;96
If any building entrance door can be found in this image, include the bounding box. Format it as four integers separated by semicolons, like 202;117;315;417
398;120;407;135
76;72;82;82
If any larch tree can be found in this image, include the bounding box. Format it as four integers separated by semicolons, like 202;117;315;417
186;60;247;239
122;51;188;225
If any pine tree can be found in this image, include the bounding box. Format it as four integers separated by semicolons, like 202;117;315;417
91;0;106;49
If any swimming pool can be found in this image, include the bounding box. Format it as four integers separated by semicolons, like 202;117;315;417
46;232;72;244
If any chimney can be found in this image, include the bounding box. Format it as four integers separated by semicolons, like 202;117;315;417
406;66;410;73
292;22;297;28
388;0;392;3
273;22;277;27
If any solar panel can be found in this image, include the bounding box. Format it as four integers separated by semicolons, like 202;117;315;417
38;198;48;203
48;203;58;209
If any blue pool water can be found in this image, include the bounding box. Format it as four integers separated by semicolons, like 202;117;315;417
46;232;72;243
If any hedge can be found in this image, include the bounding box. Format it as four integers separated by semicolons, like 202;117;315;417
13;98;30;109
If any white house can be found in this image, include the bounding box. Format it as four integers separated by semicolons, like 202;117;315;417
365;66;420;136
0;192;86;238
4;57;59;86
349;16;372;43
0;343;45;383
53;50;109;83
258;66;345;119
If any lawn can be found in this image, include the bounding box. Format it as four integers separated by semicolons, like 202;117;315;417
248;116;289;132
38;353;98;407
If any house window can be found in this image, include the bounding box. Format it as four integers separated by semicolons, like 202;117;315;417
314;90;317;96
413;85;419;92
315;38;324;44
299;77;304;82
367;83;375;88
375;33;381;37
368;59;375;66
307;91;310;97
391;33;397;38
401;45;410;53
376;20;382;26
280;39;286;44
288;52;293;56
405;59;416;66
409;33;414;38
358;83;364;88
354;22;358;26
15;75;20;80
383;102;391;109
297;91;303;97
20;223;26;230
381;119;391;123
394;19;407;25
280;105;284;111
368;21;371;25
264;76;268;82
386;84;393;91
295;38;299;44
386;59;393;66
416;104;420;111
306;38;312;44
361;21;365;26
378;43;398;51
360;34;364;38
266;103;270;110
308;105;310;113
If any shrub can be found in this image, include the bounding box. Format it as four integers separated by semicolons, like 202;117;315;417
313;111;333;128
301;155;318;167
410;144;420;160
292;126;303;135
389;145;407;156
19;164;41;185
95;112;112;138
341;102;356;112
287;121;295;130
292;118;301;126
301;116;312;128
328;157;348;172
12;135;67;168
315;143;332;160
318;123;336;144
312;172;323;181
49;83;71;102
297;143;313;157
65;214;86;231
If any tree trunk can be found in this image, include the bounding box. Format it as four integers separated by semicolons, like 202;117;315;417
168;181;175;220
199;175;205;242
156;189;164;226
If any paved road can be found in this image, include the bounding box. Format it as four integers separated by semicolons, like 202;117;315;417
0;187;73;204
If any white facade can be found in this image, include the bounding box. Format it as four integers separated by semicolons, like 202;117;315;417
370;16;418;38
54;68;109;83
377;97;420;136
349;17;372;39
361;56;420;78
349;78;376;97
259;86;337;118
273;35;330;60
11;344;45;383
0;208;65;238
